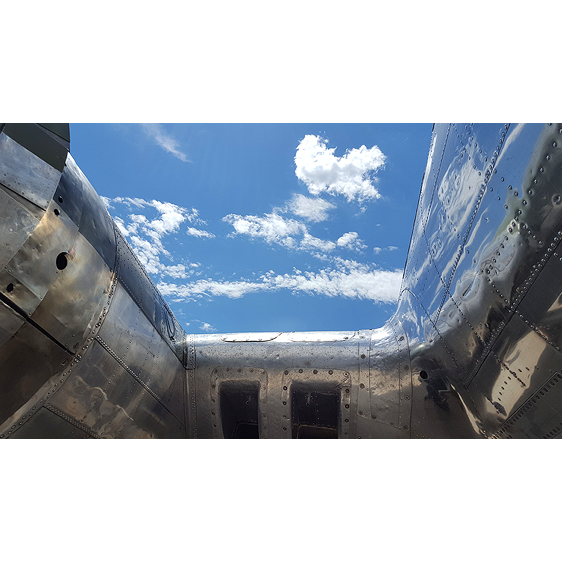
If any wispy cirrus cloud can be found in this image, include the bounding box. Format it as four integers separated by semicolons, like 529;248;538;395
295;134;386;202
158;259;402;303
187;227;215;238
373;245;399;255
141;123;191;163
286;193;335;222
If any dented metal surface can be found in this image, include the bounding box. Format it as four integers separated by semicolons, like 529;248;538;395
2;123;562;438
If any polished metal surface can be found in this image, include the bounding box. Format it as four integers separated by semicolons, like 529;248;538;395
0;131;62;210
2;123;562;438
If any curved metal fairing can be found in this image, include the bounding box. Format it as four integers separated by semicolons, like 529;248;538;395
1;123;562;438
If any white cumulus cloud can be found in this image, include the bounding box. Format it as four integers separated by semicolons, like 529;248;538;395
337;232;367;252
223;210;370;256
295;134;386;202
223;213;304;249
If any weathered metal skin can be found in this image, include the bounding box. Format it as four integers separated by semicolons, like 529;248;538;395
2;123;562;438
0;125;187;438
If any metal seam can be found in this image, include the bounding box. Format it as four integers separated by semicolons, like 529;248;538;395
187;333;195;370
434;124;511;320
114;230;184;361
95;334;185;428
0;252;119;438
466;230;562;385
43;403;100;439
490;372;562;439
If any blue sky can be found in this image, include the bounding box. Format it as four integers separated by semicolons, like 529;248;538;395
70;124;433;334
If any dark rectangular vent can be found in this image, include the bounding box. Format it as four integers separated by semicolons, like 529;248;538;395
291;384;339;439
220;381;260;439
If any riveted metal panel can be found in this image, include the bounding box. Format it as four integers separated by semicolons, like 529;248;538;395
48;339;128;423
157;354;186;428
0;299;25;348
29;231;113;354
491;372;562;439
122;309;186;423
0;131;63;209
0;198;79;318
52;165;83;228
0;186;41;271
96;281;185;423
370;325;400;424
114;229;185;363
428;124;511;301
367;323;411;431
0;321;71;425
470;312;562;435
9;406;92;439
434;291;485;379
60;156;117;269
47;337;184;438
415;124;448;235
207;367;268;438
449;124;559;359
393;320;412;430
0;264;118;437
515;238;562;350
3;124;68;172
355;416;409;438
356;329;371;429
279;368;350;439
96;281;135;358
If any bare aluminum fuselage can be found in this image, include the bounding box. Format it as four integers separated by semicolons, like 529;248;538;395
1;123;562;438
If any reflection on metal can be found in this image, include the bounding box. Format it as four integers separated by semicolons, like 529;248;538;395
220;332;282;342
2;122;562;438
